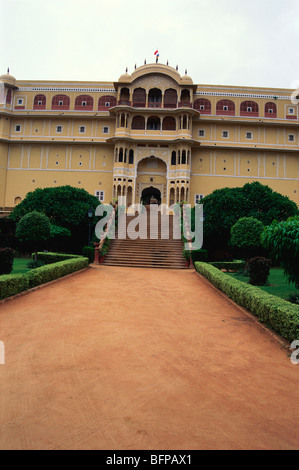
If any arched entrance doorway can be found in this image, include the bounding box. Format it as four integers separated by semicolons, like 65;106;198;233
141;186;161;205
136;156;167;205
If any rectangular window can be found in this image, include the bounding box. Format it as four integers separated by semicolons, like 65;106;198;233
222;131;229;138
95;190;105;202
17;99;23;105
199;129;205;137
288;108;295;114
103;126;109;134
15;124;21;132
195;194;204;204
246;132;252;139
288;134;295;142
79;126;86;133
56;125;62;133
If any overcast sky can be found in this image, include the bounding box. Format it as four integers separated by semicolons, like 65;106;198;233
1;0;298;89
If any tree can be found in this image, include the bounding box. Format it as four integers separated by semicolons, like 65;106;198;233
16;211;51;260
230;217;264;259
261;216;299;287
10;186;100;252
196;182;298;258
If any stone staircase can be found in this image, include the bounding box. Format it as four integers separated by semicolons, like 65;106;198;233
103;207;187;269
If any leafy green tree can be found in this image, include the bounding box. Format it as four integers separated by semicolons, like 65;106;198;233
10;186;100;252
262;216;299;287
15;211;51;260
196;182;298;257
230;217;264;259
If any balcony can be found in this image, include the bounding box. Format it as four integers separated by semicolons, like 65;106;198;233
118;100;132;106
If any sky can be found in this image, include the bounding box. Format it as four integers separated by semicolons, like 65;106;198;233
0;0;299;89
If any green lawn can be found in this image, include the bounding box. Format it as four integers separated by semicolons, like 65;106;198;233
11;258;31;274
227;267;299;301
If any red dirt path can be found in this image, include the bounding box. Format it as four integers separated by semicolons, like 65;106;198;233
0;266;298;450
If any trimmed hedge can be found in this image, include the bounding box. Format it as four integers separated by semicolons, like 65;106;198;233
34;252;84;264
209;261;244;272
0;257;89;300
195;262;299;343
0;274;29;300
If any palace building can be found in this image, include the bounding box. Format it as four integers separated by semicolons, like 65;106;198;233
0;62;298;214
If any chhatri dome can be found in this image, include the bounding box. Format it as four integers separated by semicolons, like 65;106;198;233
0;69;17;88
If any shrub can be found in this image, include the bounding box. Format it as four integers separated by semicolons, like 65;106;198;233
230;217;264;259
262;216;299;287
191;249;208;263
35;252;84;264
16;211;51;259
288;292;299;305
0;256;89;300
82;246;95;264
194;262;299;343
197;181;298;256
209;261;245;272
246;257;272;286
0;248;15;275
24;258;89;289
27;259;46;269
0;274;29;300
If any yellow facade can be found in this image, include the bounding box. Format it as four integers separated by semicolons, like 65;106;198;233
0;63;298;213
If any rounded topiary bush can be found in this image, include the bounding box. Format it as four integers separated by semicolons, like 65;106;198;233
246;256;272;286
16;211;51;259
0;247;15;275
230;217;265;259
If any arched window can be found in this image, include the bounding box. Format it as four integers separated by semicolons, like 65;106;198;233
181;150;187;165
119;87;130;105
129;149;134;164
147;116;160;130
120;113;126;127
52;94;70;110
132;115;145;130
33;94;46;109
164;89;178;108
6;89;12;105
119;148;124;163
265;102;277;118
180;89;191;107
216;100;235;116
178;150;181;165
14;196;22;205
194;98;211;114
133;88;146;107
75;95;93;110
182;115;188;129
98;95;117;110
162;116;176;131
148;88;162;107
240;101;259;116
171;151;176;165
